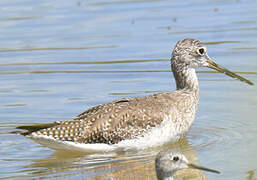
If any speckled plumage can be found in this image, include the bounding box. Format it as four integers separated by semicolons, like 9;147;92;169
18;38;253;151
33;90;198;144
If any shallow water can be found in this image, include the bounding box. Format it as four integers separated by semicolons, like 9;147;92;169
0;0;257;179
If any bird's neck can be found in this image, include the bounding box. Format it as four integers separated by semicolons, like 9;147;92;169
162;177;173;180
172;66;199;96
163;176;174;180
156;171;174;180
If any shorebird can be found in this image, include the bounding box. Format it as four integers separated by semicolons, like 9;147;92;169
155;149;220;180
17;38;253;152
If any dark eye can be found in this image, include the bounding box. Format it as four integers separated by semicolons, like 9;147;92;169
173;156;179;161
198;48;205;55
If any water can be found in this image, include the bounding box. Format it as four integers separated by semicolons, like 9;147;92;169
0;0;256;179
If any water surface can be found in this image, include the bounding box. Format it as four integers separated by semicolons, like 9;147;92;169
0;0;257;179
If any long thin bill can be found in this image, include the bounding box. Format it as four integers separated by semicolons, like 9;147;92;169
188;163;220;174
206;58;254;85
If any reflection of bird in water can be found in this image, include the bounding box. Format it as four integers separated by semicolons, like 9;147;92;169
21;139;207;180
17;38;253;152
155;149;220;180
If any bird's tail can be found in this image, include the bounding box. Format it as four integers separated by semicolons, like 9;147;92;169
16;123;57;135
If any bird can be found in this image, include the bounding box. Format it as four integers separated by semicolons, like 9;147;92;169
155;149;220;180
17;38;253;152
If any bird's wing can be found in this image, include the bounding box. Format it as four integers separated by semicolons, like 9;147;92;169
75;93;178;144
27;93;182;144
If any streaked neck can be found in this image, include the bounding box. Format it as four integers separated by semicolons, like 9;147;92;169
156;172;174;180
172;66;199;95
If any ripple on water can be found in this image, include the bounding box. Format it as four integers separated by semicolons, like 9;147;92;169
189;117;250;149
188;126;244;151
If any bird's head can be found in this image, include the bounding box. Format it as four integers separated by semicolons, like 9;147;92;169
171;38;253;85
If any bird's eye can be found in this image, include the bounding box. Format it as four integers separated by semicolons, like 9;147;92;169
198;48;205;55
173;156;179;161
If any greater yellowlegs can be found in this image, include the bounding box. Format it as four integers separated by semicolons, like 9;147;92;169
155;149;220;180
17;38;253;152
